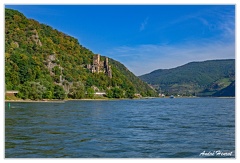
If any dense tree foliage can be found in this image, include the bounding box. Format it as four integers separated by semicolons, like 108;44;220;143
140;59;235;96
5;8;157;100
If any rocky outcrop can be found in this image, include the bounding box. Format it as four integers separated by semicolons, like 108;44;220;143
45;54;72;94
46;54;57;76
31;29;42;46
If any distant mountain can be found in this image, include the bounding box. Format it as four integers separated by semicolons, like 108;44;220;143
5;8;157;100
139;59;235;96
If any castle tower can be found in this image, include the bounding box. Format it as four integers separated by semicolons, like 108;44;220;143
108;65;112;78
105;57;109;67
93;54;100;73
104;57;112;78
87;54;112;78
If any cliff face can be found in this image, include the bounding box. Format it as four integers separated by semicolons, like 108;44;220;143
5;8;157;100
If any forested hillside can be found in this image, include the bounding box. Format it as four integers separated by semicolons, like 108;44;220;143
139;59;235;96
5;8;157;100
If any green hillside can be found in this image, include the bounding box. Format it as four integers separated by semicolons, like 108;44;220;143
5;8;157;100
139;59;235;96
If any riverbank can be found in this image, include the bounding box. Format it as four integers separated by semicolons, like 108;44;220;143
5;97;139;103
5;99;66;103
5;96;234;103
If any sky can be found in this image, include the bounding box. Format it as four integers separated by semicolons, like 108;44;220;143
5;5;235;76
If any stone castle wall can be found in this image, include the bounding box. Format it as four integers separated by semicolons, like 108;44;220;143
87;54;112;78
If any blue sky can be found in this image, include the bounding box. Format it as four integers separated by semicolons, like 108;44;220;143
5;5;235;75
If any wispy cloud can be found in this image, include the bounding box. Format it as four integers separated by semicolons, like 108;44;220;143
105;37;235;76
139;17;149;31
102;6;235;76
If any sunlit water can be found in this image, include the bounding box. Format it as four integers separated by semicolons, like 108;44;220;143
5;98;235;158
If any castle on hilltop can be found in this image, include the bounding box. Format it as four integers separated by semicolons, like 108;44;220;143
87;54;112;78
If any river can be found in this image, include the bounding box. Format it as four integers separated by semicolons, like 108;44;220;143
5;98;235;158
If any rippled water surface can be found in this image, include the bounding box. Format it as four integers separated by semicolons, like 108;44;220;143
5;98;235;158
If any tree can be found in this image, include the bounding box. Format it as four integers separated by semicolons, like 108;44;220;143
19;81;46;100
106;89;113;98
69;82;85;99
53;66;61;76
112;87;124;98
53;85;65;99
86;76;94;87
43;90;53;99
126;86;135;99
86;87;94;99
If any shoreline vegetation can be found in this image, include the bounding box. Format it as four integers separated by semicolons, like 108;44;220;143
5;96;235;103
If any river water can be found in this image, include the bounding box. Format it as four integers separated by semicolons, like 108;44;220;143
5;98;235;158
